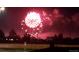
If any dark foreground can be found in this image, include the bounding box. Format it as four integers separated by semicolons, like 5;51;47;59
33;44;79;52
0;44;78;52
33;47;79;52
0;44;49;52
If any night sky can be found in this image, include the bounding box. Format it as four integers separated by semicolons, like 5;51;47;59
0;7;79;39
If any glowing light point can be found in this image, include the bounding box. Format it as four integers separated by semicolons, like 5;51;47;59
22;20;24;22
37;28;39;30
25;29;27;32
21;23;23;25
21;27;23;29
40;23;43;27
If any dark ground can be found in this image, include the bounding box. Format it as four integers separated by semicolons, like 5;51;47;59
33;47;79;52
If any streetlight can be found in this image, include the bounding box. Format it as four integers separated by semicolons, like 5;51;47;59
0;7;5;11
0;7;5;13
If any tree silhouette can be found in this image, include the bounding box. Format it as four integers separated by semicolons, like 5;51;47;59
22;32;31;43
8;29;18;41
0;29;5;41
58;33;63;39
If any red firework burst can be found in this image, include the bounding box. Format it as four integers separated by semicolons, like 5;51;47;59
21;11;43;36
21;9;53;37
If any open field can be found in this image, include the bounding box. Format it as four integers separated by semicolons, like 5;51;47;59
0;44;49;52
1;43;79;52
54;44;79;48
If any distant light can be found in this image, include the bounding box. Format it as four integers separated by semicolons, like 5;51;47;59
6;38;8;40
0;7;5;11
10;39;14;41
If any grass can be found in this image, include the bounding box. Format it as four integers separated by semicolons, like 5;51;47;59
0;43;49;52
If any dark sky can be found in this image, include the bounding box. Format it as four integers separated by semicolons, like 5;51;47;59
0;7;79;39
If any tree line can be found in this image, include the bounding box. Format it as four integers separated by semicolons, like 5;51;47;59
0;29;79;45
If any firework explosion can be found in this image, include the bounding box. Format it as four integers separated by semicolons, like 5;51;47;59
21;8;54;37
